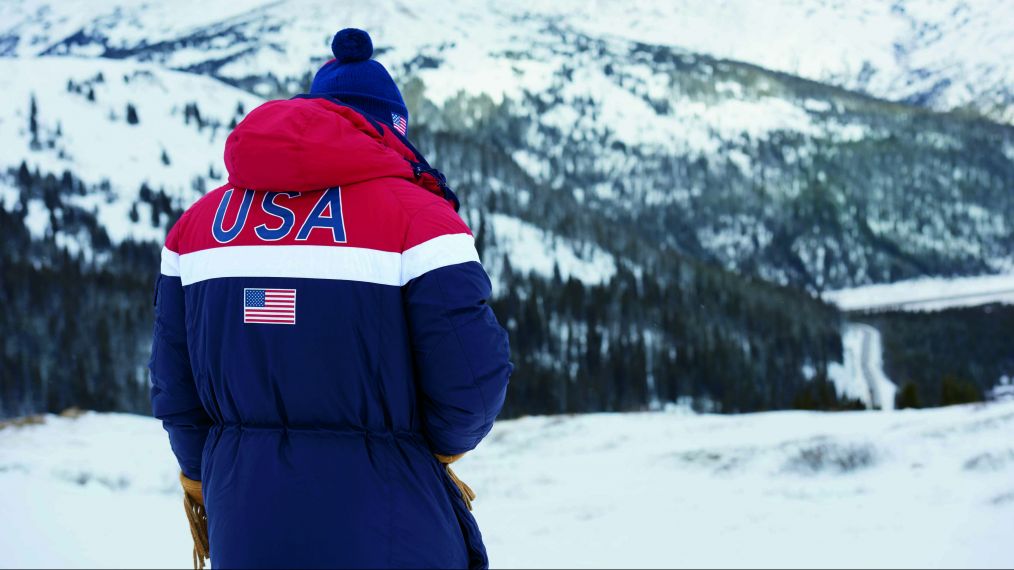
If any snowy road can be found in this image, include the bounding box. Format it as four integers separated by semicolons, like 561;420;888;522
825;273;1014;313
855;287;1014;312
828;324;897;410
855;324;896;410
3;403;1013;568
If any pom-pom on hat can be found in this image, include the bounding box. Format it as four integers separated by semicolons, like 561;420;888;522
310;29;409;136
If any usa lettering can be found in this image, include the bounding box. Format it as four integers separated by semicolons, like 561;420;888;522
212;187;347;243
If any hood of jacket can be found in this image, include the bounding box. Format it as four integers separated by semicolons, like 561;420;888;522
224;96;452;203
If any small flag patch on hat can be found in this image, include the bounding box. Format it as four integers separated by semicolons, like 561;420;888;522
391;113;407;135
244;288;296;324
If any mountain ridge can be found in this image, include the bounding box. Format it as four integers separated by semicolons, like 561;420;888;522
3;0;1011;123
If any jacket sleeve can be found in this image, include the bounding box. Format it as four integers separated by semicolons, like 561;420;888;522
149;230;211;481
402;204;512;456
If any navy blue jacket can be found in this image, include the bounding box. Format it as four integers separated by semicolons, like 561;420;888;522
149;97;511;569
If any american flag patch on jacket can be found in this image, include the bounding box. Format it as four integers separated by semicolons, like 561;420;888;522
243;288;296;324
391;113;407;135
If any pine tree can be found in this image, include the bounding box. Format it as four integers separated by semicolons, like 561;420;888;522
126;103;139;125
940;375;980;406
896;382;922;409
29;94;40;150
17;161;31;188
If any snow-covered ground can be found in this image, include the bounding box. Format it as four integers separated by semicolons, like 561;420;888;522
2;404;1013;568
825;272;1014;312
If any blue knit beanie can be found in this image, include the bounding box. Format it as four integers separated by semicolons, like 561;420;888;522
310;29;409;136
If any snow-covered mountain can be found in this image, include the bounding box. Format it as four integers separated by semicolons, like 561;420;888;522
515;0;1014;124
1;0;1011;419
3;0;1012;123
3;403;1013;567
1;0;1011;289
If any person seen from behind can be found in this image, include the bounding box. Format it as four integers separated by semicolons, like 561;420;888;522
149;28;512;569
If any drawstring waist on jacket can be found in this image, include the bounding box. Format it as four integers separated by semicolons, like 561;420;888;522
206;423;477;509
209;422;426;441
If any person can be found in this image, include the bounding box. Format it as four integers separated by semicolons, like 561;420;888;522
149;28;512;570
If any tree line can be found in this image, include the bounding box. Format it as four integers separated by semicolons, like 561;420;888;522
0;163;850;419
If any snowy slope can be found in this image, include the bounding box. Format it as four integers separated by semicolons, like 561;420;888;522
484;213;618;288
512;0;1014;123
2;0;1011;123
0;3;854;156
2;404;1013;568
0;54;617;284
0;56;261;243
